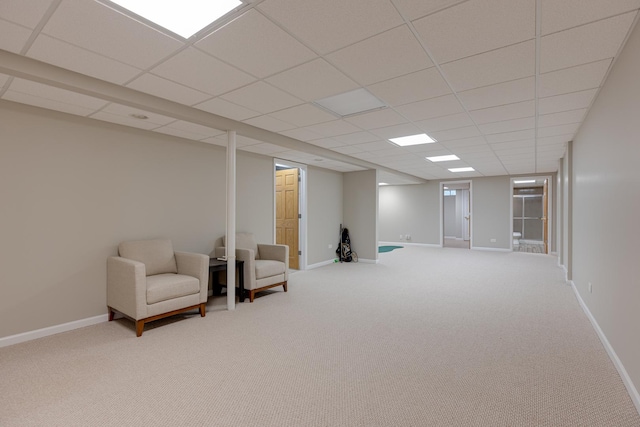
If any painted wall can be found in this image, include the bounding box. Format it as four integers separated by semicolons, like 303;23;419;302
343;170;378;261
443;195;457;237
378;182;440;244
570;21;640;396
379;177;511;249
307;166;343;266
0;101;273;338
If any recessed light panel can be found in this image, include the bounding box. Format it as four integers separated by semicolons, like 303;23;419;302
107;0;242;38
426;154;459;162
379;182;389;186
389;133;436;147
449;167;475;172
313;88;387;117
514;180;536;184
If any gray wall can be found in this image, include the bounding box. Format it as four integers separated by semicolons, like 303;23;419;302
570;21;640;392
0;101;273;338
378;182;441;244
343;170;378;261
307;166;343;265
443;195;457;237
379;177;512;249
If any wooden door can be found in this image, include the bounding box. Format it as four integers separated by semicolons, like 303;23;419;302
542;179;549;254
275;168;299;269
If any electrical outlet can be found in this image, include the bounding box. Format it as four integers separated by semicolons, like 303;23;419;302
490;238;496;243
406;234;411;240
399;234;404;240
589;282;592;293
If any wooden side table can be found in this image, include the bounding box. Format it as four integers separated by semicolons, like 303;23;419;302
209;259;245;303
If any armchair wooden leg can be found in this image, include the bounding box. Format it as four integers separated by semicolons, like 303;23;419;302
136;320;145;337
249;290;256;303
199;303;206;317
283;282;288;292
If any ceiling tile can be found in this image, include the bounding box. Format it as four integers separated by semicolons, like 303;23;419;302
413;0;534;64
28;35;142;84
332;145;365;155
440;136;487;148
538;59;611;98
367;68;451;106
42;0;183;69
327;25;433;86
395;94;464;122
353;141;396;152
333;131;380;145
429;126;481;141
127;73;211;106
490;140;534;150
5;78;108;116
537;135;573;146
0;0;53;28
537;123;580;138
485;129;535;143
151;48;255;96
416;112;474;133
538;109;587;128
308;138;344;149
0;18;32;53
243;115;296;132
392;0;466;21
257;0;404;54
479;117;535;135
303;119;362;137
540;0;640;35
345;108;408;130
538;89;597;115
441;40;535;92
280;127;324;142
270;103;336;127
540;12;637;73
469;100;535;124
266;58;359;102
458;77;535;110
220;81;302;114
195;10;316;79
194;97;261;121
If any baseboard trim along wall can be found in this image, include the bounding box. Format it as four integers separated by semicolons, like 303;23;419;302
0;314;109;348
307;259;336;270
471;247;511;252
570;280;640;415
379;241;441;248
357;259;379;264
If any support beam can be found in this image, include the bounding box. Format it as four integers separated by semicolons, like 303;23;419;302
226;131;236;311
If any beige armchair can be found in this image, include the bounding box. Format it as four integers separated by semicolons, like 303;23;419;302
212;233;288;302
107;239;208;336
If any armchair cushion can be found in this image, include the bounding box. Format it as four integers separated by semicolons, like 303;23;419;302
255;260;286;279
146;273;200;305
119;239;177;276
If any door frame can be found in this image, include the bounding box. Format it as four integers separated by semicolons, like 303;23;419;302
439;180;473;248
274;159;307;270
510;175;553;253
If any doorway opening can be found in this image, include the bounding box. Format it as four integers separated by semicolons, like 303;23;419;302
511;176;551;254
274;159;306;270
441;181;472;249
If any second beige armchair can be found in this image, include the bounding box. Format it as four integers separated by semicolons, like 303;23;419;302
212;233;288;302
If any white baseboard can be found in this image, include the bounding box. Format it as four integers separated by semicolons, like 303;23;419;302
471;246;511;252
307;259;336;270
379;241;441;248
570;281;640;415
0;314;109;348
357;258;379;264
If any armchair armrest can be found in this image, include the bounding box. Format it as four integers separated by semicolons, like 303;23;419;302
107;256;147;320
175;252;209;303
258;244;289;266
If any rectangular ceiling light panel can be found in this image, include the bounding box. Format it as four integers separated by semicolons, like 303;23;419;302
449;167;475;172
389;133;436;146
108;0;242;38
426;154;459;162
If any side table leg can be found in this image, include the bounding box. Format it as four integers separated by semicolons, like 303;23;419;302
238;264;245;303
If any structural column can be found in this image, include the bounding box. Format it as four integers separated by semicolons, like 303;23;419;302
226;130;236;310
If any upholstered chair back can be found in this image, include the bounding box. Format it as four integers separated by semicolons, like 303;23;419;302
118;239;178;276
223;233;260;259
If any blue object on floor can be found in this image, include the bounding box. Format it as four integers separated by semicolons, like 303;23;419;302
378;245;403;253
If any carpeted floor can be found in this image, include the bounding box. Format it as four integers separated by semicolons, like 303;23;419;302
1;246;638;426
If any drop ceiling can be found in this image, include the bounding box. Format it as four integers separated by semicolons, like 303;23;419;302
0;0;638;184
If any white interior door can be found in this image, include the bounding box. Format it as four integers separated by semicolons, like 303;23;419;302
461;189;470;241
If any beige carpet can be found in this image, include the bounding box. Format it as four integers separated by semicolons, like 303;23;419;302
1;247;638;426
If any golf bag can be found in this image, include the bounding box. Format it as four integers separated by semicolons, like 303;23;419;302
336;225;357;262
